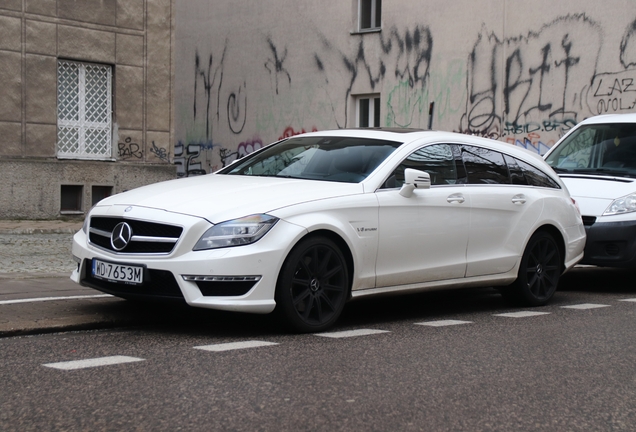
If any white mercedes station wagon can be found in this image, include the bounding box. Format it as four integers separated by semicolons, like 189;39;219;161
72;129;586;332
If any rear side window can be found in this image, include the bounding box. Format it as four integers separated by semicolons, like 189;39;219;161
516;158;560;188
504;155;560;188
460;145;510;184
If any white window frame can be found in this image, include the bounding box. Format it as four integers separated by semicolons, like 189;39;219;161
57;60;113;160
356;94;381;127
358;0;381;31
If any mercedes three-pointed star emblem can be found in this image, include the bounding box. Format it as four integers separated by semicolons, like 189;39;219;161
111;222;133;251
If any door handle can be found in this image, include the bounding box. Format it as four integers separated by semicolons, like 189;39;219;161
512;194;526;205
447;193;465;204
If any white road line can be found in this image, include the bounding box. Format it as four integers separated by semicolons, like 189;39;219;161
194;340;279;352
619;298;636;302
561;303;610;310
0;294;112;305
43;355;144;370
415;320;473;327
314;329;390;338
493;311;551;318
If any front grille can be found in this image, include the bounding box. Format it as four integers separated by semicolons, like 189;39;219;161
89;217;183;254
82;260;184;301
581;216;596;226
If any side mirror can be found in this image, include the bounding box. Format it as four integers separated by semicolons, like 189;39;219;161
399;169;431;197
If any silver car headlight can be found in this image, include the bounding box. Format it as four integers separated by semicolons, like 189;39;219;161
604;193;636;216
193;214;278;250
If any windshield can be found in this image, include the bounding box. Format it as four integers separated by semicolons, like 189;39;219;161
545;123;636;178
220;136;401;183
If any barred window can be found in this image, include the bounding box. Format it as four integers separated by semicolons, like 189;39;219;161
57;60;112;159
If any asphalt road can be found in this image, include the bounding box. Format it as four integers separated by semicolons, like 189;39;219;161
2;268;636;431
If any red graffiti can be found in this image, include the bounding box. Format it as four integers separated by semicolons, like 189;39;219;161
279;126;318;140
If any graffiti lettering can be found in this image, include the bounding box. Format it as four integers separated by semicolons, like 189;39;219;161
149;141;169;162
118;137;142;159
278;126;318;140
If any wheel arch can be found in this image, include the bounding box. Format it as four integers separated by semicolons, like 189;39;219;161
533;224;567;273
293;229;355;298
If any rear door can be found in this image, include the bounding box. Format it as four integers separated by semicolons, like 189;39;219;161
460;146;545;277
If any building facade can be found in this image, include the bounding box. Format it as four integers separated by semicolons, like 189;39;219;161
174;0;636;174
0;0;176;220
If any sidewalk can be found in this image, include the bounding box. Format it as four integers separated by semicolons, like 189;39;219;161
0;220;147;337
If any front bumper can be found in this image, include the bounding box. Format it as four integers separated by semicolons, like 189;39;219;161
71;216;307;314
580;218;636;267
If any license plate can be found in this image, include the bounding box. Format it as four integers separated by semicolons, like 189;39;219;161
92;259;144;285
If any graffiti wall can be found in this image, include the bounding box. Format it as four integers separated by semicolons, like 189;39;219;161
174;1;636;175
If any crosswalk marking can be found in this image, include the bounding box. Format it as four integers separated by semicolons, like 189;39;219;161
493;311;551;318
194;340;278;352
315;329;390;338
415;320;472;327
619;298;636;302
561;303;610;310
43;355;144;370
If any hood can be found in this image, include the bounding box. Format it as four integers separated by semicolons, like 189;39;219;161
559;174;636;216
96;174;363;223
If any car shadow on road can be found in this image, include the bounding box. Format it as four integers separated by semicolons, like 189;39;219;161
73;266;636;338
558;266;636;294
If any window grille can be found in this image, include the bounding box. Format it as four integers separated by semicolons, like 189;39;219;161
57;61;112;159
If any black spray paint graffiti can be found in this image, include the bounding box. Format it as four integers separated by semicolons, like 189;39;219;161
194;43;227;142
149;141;169;162
460;14;603;141
265;37;292;95
621;18;636;69
174;141;206;177
118;137;143;159
193;41;248;138
586;18;636;115
227;82;247;134
313;25;433;128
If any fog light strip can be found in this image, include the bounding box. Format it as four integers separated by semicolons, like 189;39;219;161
182;275;261;282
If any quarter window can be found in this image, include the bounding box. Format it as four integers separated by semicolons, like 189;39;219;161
516;157;560;188
57;60;112;159
461;145;510;185
359;0;381;31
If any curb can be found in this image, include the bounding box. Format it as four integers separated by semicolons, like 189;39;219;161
0;228;80;235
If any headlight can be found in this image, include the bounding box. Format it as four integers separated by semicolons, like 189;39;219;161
193;214;278;250
604;193;636;216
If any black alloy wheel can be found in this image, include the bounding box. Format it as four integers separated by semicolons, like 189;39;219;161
503;230;562;306
276;236;349;333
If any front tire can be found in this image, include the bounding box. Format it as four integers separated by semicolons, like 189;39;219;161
275;236;349;333
502;230;562;306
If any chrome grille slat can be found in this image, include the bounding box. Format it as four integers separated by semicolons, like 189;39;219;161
88;217;183;254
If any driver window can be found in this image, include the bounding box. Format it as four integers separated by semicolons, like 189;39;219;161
382;144;458;188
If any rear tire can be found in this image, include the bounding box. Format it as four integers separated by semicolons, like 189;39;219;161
502;231;562;306
275;236;349;333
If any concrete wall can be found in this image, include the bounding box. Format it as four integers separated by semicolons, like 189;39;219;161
174;0;636;174
0;0;176;219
